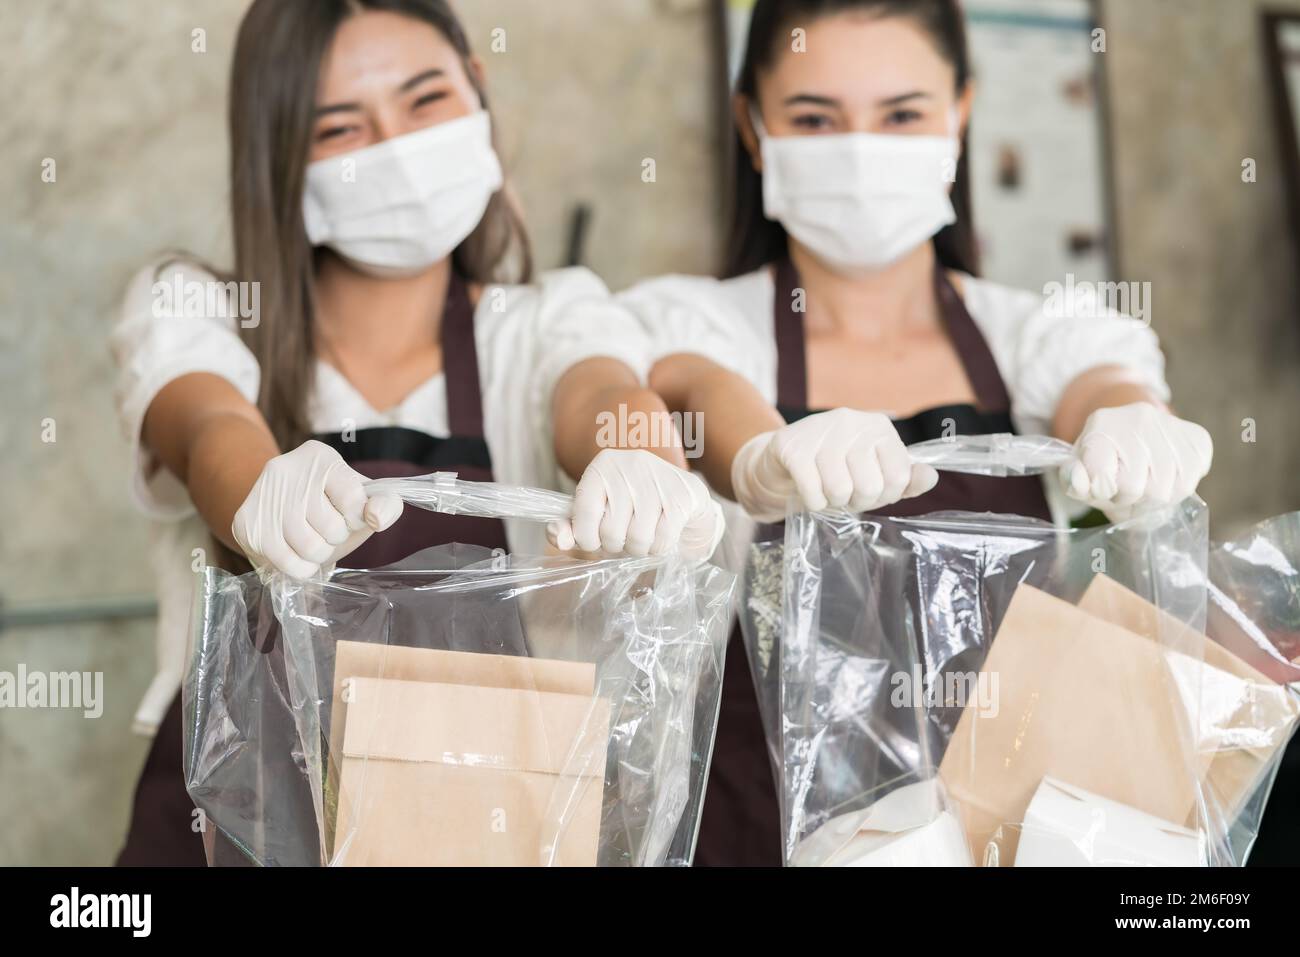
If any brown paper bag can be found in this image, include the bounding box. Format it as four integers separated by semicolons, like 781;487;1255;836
938;584;1200;864
326;643;599;861
334;675;609;866
1077;575;1299;824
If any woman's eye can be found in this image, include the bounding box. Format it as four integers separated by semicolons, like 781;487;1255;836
791;114;833;131
412;90;448;110
883;108;924;128
315;125;356;143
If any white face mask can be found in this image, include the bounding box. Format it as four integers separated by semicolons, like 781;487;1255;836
302;109;504;278
754;110;961;275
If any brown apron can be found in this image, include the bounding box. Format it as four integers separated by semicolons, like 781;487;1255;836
692;256;1054;866
116;273;506;866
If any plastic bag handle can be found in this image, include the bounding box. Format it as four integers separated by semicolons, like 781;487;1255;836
367;434;1073;522
906;433;1074;477
364;472;574;523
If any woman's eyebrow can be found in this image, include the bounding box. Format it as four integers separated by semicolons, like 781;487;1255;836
877;91;932;107
783;93;840;108
315;102;363;117
398;67;445;93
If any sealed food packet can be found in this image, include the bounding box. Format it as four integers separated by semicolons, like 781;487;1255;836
743;435;1300;867
327;643;606;865
183;475;736;867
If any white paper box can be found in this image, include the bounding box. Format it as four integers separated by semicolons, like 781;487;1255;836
1014;777;1207;867
791;778;973;867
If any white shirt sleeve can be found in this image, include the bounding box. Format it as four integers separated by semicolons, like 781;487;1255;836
526;267;655;412
961;276;1171;438
616;271;776;401
110;259;261;519
477;267;654;555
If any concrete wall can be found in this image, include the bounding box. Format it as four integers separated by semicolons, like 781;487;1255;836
1101;0;1300;535
2;0;244;867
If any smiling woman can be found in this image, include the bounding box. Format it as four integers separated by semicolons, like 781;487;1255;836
224;1;530;453
107;0;700;867
309;20;484;158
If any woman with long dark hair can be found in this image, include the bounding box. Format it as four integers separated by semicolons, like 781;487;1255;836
621;0;1213;864
110;0;722;865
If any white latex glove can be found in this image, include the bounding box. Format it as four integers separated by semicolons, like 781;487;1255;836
547;449;725;561
1061;402;1213;521
730;408;939;522
232;439;404;579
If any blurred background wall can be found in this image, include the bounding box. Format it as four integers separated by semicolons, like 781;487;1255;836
1;0;1297;864
1101;0;1300;532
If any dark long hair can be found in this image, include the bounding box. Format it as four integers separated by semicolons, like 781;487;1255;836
225;0;531;454
725;0;977;278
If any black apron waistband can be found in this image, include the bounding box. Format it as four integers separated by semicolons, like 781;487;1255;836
312;426;493;472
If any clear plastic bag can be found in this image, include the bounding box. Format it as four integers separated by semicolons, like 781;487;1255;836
737;433;1078;813
779;499;1214;867
743;436;1299;867
183;475;736;867
1198;512;1300;863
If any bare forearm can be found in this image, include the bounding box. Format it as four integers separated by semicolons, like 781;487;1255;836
553;357;687;480
650;353;783;498
141;373;280;552
1052;365;1167;444
185;415;280;551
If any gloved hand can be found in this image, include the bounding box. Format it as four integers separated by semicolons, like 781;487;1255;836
547;449;725;560
232;439;404;579
730;408;939;522
1061;402;1213;521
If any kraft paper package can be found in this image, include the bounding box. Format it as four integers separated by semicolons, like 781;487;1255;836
183;474;735;867
327;642;608;865
745;434;1300;867
946;516;1300;867
1075;573;1298;862
937;579;1210;866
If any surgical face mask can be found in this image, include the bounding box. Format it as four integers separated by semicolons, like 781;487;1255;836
302;109;503;278
754;109;961;275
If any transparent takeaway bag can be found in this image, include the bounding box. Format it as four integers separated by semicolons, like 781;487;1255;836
183;474;735;866
743;435;1297;866
739;433;1085;796
1197;511;1300;863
